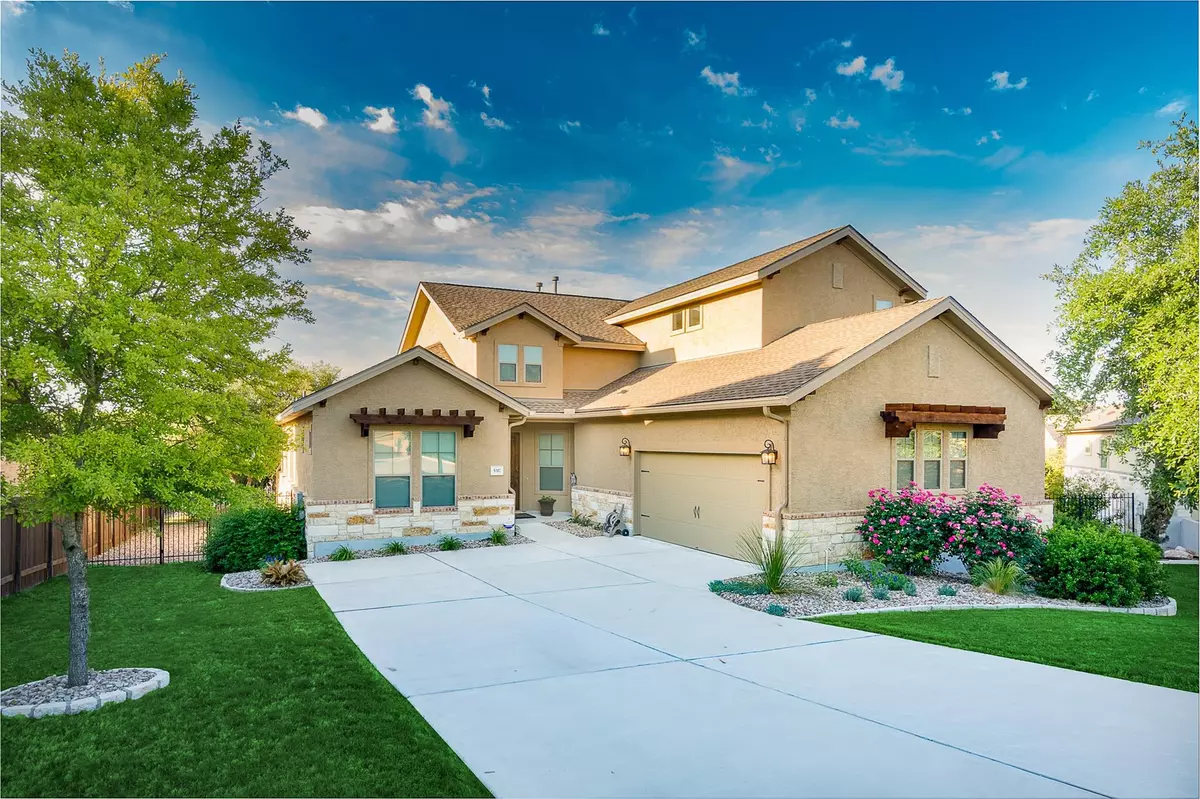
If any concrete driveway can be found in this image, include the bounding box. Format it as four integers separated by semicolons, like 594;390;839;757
305;521;1198;799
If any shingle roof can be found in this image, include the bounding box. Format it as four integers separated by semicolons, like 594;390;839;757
611;227;845;317
575;299;943;412
425;341;454;365
1071;406;1137;433
520;391;603;414
421;282;642;346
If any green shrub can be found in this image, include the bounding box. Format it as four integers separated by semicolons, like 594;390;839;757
972;557;1028;595
329;545;355;562
765;604;787;617
1033;520;1165;606
871;585;890;600
709;578;770;596
203;505;305;573
568;511;595;528
843;586;864;602
438;535;464;551
937;584;957;597
903;580;918;597
737;528;800;594
814;571;839;588
489;529;509;546
382;540;407;556
841;557;869;580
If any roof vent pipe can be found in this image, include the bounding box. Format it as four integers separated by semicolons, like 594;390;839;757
552;276;559;294
535;282;543;292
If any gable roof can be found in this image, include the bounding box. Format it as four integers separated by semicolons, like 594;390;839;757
606;224;928;324
571;297;1053;415
1067;406;1136;434
418;282;644;347
276;346;531;423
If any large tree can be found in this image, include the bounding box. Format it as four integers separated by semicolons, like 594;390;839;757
1;51;311;685
1047;116;1198;507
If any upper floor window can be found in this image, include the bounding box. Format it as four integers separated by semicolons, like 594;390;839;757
498;344;518;383
894;427;968;491
671;306;703;334
524;346;543;383
874;298;894;311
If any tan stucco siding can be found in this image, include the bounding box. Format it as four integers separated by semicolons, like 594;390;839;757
278;414;313;498
788;318;1046;512
474;316;564;399
622;286;764;366
514;423;574;512
762;245;905;344
562;346;643;390
572;412;786;511
308;360;512;502
413;300;477;373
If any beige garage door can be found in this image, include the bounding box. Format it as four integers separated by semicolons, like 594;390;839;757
636;452;767;560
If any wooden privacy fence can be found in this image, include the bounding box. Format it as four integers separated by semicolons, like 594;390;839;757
0;505;214;597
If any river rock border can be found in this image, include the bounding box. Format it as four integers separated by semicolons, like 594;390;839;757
219;572;313;592
800;596;1177;620
0;668;170;718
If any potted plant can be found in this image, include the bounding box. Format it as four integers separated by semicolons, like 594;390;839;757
538;495;556;516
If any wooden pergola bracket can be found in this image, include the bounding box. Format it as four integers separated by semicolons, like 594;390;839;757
351;407;483;438
879;403;1007;438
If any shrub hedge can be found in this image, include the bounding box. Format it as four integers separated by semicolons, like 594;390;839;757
1032;520;1165;607
203;504;305;573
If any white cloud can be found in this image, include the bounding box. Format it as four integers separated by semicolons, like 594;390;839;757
1085;90;1098;102
760;144;782;163
852;135;963;161
559;120;581;133
363;106;398;134
411;83;454;131
741;118;771;130
2;0;29;16
793;116;806;133
942;107;972;116
982;145;1024;169
1156;99;1187;117
869;58;904;91
836;56;866;76
592;22;610;36
480;112;510;130
468;80;492;106
826;113;860;129
988;71;1029;91
684;27;705;50
281;104;328;130
804;88;817;105
840;39;852;47
107;0;133;9
762;101;777;116
1138;86;1147;95
700;65;754;96
975;129;1001;145
705;147;774;189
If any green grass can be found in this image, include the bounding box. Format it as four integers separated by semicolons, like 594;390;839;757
819;564;1198;692
1;564;488;798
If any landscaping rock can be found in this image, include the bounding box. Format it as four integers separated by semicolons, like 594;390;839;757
300;532;534;564
1162;546;1197;560
546;520;606;538
0;668;169;719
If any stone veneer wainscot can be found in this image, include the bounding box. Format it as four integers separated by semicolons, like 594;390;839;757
305;495;515;555
570;486;634;533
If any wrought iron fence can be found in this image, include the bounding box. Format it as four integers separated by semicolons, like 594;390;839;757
1053;492;1140;535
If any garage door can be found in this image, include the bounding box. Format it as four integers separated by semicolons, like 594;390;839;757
636;452;768;560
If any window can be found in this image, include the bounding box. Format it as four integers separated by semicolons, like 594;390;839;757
498;344;518;383
373;430;412;508
538;433;565;491
895;430;916;487
922;430;943;489
688;307;702;329
1099;438;1111;469
671;306;703;334
874;298;894;311
671;310;684;333
420;431;456;507
895;427;968;491
524;346;543;383
948;430;968;489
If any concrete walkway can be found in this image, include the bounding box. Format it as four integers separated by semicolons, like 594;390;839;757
306;521;1198;799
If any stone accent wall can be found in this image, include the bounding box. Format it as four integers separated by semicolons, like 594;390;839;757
570;486;634;533
304;495;515;555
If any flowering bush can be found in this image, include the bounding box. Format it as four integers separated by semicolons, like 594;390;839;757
857;486;957;575
943;484;1045;572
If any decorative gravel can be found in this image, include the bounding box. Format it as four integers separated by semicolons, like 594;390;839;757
545;520;607;538
302;532;534;564
1;668;170;718
712;570;1174;619
220;569;313;592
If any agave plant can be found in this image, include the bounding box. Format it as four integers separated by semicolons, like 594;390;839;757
972;557;1028;595
261;558;307;586
736;527;801;594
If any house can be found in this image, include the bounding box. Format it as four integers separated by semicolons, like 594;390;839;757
1060;407;1199;550
277;224;1056;560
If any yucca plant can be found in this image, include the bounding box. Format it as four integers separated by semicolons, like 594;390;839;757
382;540;407;556
329;545;355;562
489;529;509;546
972;557;1028;595
438;535;464;551
261;558;307;586
736;528;801;594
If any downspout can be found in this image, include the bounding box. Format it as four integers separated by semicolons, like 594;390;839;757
762;406;789;541
508;414;528;509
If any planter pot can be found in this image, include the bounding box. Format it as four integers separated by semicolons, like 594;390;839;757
538;499;556;516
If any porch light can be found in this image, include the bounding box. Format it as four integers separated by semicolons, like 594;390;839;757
760;440;778;465
618;437;632;457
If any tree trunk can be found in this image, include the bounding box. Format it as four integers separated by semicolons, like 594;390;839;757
61;512;90;686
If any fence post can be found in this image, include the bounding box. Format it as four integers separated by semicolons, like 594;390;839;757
158;506;165;565
12;516;21;594
46;522;52;581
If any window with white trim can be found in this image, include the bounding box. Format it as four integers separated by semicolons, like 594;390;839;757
894;427;968;491
420;431;456;507
874;297;894;311
538;433;565;491
373;430;412;508
498;344;518;383
524;345;543;383
670;306;703;334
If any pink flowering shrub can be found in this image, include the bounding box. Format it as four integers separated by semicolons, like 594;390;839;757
857;486;956;575
944;484;1046;572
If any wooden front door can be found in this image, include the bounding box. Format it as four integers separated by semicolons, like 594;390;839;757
510;431;521;507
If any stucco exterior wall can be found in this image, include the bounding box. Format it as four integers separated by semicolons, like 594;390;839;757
277;414;313;500
761;245;905;344
475;316;564;399
1063;432;1137;476
572;411;787;509
788;318;1046;512
413;300;476;373
622;286;764;366
563;346;643;390
309;359;514;503
514;422;574;513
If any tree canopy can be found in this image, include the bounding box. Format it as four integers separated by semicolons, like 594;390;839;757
1047;116;1198;506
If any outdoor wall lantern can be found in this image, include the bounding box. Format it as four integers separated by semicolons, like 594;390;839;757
618;437;632;457
760;439;778;465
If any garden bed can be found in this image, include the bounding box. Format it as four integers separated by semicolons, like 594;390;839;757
220;570;313;592
545;519;607;538
302;532;534;563
711;570;1175;619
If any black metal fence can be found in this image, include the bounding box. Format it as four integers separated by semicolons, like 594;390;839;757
1053;492;1140;535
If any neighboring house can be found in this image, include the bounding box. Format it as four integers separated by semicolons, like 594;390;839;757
277;224;1055;560
1061;407;1199;550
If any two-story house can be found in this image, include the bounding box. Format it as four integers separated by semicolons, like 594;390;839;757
277;225;1055;562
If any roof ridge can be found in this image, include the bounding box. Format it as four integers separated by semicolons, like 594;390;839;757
421;281;630;303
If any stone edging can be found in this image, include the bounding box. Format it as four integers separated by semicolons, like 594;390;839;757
798;596;1177;620
572;485;633;497
219;574;312;593
1;668;170;718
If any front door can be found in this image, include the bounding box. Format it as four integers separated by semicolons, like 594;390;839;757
510;431;521;507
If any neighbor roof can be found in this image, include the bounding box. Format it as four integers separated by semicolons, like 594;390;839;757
420;282;643;346
1069;406;1136;433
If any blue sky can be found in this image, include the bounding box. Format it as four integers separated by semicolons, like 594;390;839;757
2;1;1196;375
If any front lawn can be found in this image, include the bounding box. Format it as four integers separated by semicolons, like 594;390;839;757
1;564;488;798
818;564;1198;692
